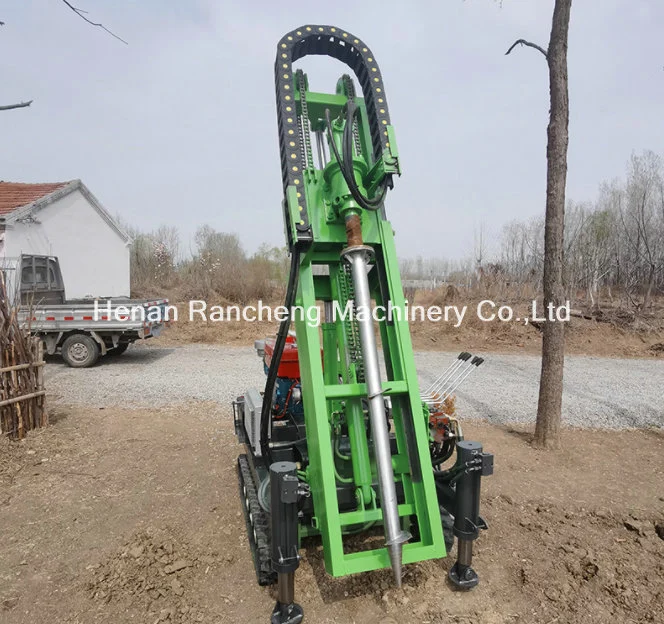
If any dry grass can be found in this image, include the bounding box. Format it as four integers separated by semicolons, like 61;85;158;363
150;290;664;359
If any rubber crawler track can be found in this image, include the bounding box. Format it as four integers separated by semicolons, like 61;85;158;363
237;454;276;586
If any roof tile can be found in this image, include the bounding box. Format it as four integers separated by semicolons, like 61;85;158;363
0;181;72;216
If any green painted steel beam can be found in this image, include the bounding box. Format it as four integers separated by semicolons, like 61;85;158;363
339;503;415;526
324;380;409;399
288;71;446;578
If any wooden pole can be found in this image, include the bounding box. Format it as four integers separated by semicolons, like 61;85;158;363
0;362;45;373
0;390;47;408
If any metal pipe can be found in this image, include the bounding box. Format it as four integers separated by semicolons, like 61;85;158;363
315;130;327;168
277;572;295;605
457;539;473;568
344;246;409;587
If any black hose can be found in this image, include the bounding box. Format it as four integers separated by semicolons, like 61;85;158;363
342;101;388;210
259;248;300;461
434;457;481;484
432;439;455;468
325;106;388;212
433;463;463;481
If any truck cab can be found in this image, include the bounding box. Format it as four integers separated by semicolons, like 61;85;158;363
17;255;66;305
5;254;169;367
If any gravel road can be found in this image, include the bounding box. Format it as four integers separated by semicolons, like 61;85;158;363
44;344;664;429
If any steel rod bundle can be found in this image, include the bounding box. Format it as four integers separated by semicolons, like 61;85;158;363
0;276;46;439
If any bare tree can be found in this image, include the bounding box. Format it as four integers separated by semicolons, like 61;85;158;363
499;151;664;310
0;21;32;111
60;1;128;45
506;0;573;449
0;100;33;111
620;151;664;310
1;3;126;111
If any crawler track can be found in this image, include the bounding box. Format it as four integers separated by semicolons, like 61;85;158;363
237;454;276;586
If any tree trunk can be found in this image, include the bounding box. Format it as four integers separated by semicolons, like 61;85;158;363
642;263;655;310
534;0;573;449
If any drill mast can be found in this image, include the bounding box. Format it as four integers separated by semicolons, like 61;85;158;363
268;25;444;582
234;25;493;624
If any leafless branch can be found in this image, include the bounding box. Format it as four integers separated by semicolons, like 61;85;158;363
505;39;548;60
61;0;127;45
0;100;33;111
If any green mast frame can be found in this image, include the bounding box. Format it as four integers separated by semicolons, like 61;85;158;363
274;25;445;577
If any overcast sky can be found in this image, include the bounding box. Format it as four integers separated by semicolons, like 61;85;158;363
2;1;662;260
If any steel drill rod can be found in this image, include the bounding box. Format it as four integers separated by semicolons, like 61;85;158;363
347;248;409;587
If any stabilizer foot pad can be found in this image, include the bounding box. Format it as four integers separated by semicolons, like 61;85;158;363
271;601;304;624
448;563;479;590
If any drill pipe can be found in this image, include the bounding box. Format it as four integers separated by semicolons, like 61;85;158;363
343;244;410;587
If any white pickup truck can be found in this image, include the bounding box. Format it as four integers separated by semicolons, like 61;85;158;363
6;255;169;367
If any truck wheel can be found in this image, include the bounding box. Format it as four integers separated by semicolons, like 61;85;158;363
61;334;100;368
108;343;129;356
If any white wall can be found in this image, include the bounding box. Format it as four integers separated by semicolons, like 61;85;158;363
3;189;130;299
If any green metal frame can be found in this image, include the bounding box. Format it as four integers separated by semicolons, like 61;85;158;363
290;80;445;576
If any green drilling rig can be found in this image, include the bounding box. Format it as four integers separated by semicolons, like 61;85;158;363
233;25;494;624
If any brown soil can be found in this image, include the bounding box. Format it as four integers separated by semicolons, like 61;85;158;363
1;404;663;623
154;300;664;359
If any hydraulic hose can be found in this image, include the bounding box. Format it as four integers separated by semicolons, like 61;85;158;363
342;101;388;210
325;106;389;212
432;439;455;468
433;463;464;481
259;248;301;461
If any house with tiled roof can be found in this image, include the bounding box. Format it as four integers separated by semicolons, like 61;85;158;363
0;180;130;298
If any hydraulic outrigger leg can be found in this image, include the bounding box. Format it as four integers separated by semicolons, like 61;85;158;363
270;462;304;624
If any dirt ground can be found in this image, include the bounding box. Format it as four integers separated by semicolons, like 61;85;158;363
153;302;664;360
1;401;662;624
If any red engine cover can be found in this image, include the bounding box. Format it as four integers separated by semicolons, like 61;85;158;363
264;335;301;378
